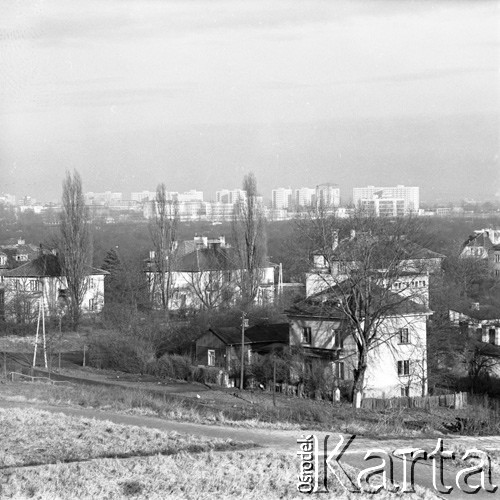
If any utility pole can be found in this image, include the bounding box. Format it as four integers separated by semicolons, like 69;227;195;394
240;311;248;390
273;354;276;407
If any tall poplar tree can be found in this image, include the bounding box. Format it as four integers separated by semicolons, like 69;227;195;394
59;170;92;329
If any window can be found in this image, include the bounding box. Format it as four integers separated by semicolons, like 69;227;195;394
401;386;410;397
496;270;500;278
397;360;410;376
207;349;216;366
88;298;96;311
89;278;96;289
333;330;344;349
29;280;40;292
495;254;500;263
23;301;31;316
489;329;496;345
398;328;410;344
334;361;345;380
301;326;312;344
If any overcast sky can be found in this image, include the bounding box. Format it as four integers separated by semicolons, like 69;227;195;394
1;0;499;203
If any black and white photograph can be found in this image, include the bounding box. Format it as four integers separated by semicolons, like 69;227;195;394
0;0;499;498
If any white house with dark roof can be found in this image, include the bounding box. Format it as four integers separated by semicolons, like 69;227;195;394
0;252;108;323
146;236;275;311
287;283;431;398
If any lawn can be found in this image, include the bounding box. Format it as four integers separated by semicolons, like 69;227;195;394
0;408;251;468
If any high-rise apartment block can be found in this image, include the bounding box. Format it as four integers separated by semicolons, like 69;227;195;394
316;183;340;207
272;188;293;210
294;187;316;208
353;185;419;216
216;189;247;204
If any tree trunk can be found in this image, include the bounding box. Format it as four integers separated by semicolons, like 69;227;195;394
351;348;368;402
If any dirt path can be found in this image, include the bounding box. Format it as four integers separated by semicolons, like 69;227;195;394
0;398;498;498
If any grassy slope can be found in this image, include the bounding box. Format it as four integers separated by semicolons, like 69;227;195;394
1;380;482;437
0;406;459;499
0;408;251;468
2;450;442;500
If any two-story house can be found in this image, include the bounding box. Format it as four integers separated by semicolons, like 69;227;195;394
287;282;431;398
0;252;107;323
146;235;275;311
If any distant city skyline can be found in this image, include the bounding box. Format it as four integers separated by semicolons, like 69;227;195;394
1;1;499;203
1;180;497;207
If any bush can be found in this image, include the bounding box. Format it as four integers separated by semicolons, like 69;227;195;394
87;333;155;374
191;366;221;384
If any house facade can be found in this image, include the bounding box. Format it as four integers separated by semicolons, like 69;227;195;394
449;302;500;378
287;286;430;398
460;228;500;278
146;236;275;311
305;231;443;298
0;253;107;323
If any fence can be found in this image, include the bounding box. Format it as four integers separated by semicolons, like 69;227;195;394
361;392;468;410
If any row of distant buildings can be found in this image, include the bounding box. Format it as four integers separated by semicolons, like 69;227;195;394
7;185;496;223
271;184;420;216
85;184;421;219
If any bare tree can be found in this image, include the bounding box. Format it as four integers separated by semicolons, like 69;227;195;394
59;170;92;330
148;183;179;312
183;247;234;310
232;173;267;306
296;210;435;400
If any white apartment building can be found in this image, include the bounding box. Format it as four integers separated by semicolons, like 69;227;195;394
216;189;247;204
316;183;340;207
84;191;122;205
294;187;316;208
176;190;203;202
271;188;293;210
353;185;419;215
131;191;157;202
132;189;203;204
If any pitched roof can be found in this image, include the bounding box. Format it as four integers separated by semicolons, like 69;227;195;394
472;340;500;358
2;254;62;277
2;254;108;278
208;326;249;345
244;323;290;343
462;232;493;250
315;237;445;264
287;281;431;319
174;247;241;272
450;301;500;321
